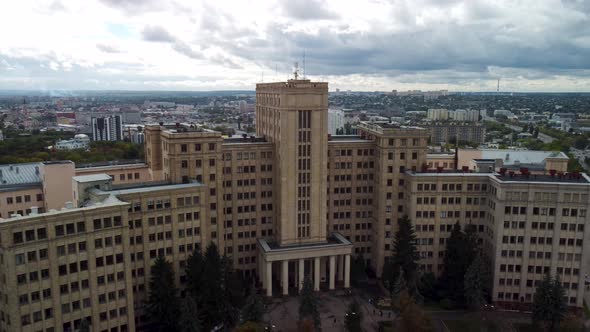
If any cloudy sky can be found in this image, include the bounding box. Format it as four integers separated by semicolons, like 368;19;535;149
1;0;590;92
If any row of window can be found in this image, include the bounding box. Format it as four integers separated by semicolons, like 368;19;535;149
4;193;43;205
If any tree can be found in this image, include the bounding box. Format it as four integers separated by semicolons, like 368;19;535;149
241;287;265;323
344;300;363;332
396;290;434;332
79;318;90;332
439;222;479;306
235;321;265;332
464;253;485;310
201;243;224;330
299;276;320;328
179;296;202;332
185;247;204;300
418;272;437;301
351;254;368;286
533;274;567;332
147;256;180;332
390;216;420;297
221;255;245;325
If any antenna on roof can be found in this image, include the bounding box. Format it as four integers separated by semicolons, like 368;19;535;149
293;62;299;80
303;49;306;79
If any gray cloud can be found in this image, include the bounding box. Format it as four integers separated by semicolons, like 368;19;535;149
171;41;203;59
98;0;162;14
96;43;122;53
280;0;338;20
141;25;176;43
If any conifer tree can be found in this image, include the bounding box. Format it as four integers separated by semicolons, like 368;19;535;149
147;256;180;332
298;276;320;328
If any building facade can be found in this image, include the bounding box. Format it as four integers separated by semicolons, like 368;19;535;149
1;80;589;332
92;115;123;141
427;122;486;145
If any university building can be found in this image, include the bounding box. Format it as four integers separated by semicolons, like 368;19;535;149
1;79;590;332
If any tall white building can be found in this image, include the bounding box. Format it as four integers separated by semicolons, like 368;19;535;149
91;115;123;141
328;109;345;134
427;108;449;121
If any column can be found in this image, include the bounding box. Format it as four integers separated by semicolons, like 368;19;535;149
344;254;350;289
260;257;266;290
298;259;305;291
329;256;336;290
282;260;289;296
266;261;273;297
338;255;344;281
314;257;320;291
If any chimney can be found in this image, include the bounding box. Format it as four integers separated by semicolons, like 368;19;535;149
35;166;39;174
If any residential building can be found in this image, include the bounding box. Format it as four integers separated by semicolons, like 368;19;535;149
92;115;123;141
328;109;345;135
427;122;486;145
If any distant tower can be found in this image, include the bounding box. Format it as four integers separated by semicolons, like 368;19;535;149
497;79;500;92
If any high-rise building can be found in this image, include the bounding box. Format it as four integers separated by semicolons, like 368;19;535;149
328;109;345;134
1;79;589;332
92;115;123;141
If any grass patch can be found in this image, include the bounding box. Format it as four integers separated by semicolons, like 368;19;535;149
443;319;499;332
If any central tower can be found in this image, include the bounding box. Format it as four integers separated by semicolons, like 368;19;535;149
256;79;329;245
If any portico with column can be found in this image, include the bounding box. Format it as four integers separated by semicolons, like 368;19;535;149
258;233;353;297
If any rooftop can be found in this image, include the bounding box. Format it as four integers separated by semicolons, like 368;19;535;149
328;135;370;143
223;136;268;144
461;148;568;166
492;172;590;184
0;163;42;190
258;233;352;253
93;181;203;196
73;174;112;183
408;170;590;184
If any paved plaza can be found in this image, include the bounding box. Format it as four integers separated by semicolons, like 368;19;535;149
263;290;395;332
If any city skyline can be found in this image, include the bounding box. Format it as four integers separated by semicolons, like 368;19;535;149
1;0;590;92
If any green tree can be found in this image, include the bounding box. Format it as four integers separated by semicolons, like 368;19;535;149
79;318;90;332
344;300;363;332
351;254;368;286
464;253;485;310
299;276;320;328
439;222;473;306
390;216;420;297
147;256;180;332
418;272;437;301
201;243;224;330
241;287;265;323
179;296;202;332
185;247;204;300
533;274;567;332
221;255;245;325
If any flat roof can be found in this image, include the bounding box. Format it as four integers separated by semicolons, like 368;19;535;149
328;135;370;143
259;233;352;253
461;149;568;165
408;170;590;185
94;182;203;196
73;174;112;183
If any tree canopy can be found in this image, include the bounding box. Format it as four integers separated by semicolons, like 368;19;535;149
532;274;567;332
299;276;320;328
147;256;180;332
